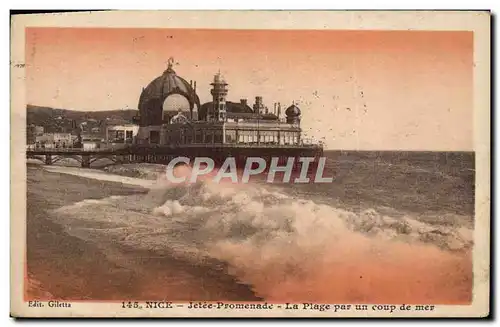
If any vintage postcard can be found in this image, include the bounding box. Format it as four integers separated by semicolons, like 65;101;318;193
10;11;490;318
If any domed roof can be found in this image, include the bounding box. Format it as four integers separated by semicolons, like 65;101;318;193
137;58;200;126
285;104;301;117
198;101;253;121
142;67;192;99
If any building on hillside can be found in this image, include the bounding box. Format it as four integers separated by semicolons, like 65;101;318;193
106;124;140;144
34;133;74;148
26;125;45;145
80;133;104;150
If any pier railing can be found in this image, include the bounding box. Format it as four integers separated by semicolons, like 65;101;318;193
139;143;323;149
26;145;129;153
27;142;324;168
27;142;322;153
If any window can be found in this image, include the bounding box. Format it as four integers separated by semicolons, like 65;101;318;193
251;131;258;143
225;130;236;143
205;132;213;143
149;131;160;144
195;130;202;143
283;132;290;145
126;130;133;143
214;131;223;143
116;130;125;143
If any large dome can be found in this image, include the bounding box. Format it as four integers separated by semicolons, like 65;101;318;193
138;59;200;126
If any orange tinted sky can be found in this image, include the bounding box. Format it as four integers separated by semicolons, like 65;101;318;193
26;28;473;150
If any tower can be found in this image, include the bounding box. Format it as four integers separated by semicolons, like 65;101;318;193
253;96;265;114
210;71;228;121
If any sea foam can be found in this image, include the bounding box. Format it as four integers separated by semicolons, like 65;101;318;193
50;165;473;303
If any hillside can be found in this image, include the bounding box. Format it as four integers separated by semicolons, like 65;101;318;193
27;104;139;133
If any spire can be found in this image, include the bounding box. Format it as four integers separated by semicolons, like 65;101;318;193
212;70;227;85
166;57;175;73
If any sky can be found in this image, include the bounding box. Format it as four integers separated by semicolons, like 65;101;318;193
25;28;473;151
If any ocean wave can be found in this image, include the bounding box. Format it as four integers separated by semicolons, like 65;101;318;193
50;166;473;303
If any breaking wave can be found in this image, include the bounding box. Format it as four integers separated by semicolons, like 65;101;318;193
50;166;473;304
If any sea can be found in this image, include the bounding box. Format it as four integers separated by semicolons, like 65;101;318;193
30;150;475;304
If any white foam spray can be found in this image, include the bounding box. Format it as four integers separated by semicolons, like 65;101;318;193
50;165;473;304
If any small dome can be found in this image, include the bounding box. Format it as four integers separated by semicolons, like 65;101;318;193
285;104;301;117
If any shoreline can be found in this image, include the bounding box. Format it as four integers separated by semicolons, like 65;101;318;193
26;165;262;301
25;162;473;304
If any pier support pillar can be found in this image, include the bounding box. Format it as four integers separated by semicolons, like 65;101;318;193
45;154;52;165
81;155;91;168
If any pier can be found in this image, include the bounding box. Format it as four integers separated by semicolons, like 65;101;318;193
26;144;324;168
